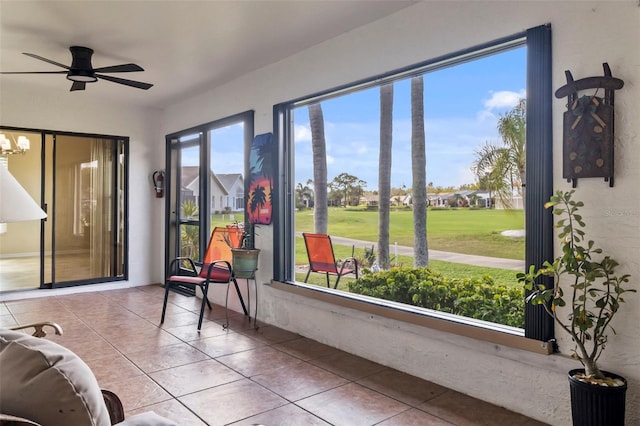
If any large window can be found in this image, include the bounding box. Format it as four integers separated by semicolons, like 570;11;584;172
274;25;553;342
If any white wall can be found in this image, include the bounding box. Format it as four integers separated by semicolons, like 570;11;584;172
1;1;637;424
0;79;165;289
162;2;639;424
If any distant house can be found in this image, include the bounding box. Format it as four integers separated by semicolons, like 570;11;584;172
392;194;411;206
494;195;523;210
427;190;492;208
215;173;245;211
428;192;452;207
359;193;379;206
181;167;244;213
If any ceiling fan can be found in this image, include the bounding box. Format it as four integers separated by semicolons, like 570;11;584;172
0;46;153;91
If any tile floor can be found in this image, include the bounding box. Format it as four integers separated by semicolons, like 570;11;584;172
0;285;547;425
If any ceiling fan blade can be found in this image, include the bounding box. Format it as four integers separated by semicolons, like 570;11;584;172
96;74;153;90
0;71;67;74
93;63;144;73
70;81;86;91
23;52;70;70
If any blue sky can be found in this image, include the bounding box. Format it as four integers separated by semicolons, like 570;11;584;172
184;46;526;191
293;46;526;190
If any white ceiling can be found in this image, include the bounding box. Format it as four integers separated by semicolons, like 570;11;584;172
0;1;415;109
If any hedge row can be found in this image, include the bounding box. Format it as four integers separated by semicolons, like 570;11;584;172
348;267;524;328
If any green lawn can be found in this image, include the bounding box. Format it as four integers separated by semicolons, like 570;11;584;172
214;206;525;289
295;207;524;259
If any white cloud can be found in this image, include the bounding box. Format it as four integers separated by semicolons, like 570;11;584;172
483;89;526;110
294;124;312;143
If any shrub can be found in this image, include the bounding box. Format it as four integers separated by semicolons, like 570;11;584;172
348;267;524;327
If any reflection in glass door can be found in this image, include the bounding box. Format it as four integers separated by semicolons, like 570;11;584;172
0;130;44;292
174;134;202;262
45;134;127;286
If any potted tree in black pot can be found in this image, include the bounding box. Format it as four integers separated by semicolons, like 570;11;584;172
518;190;635;426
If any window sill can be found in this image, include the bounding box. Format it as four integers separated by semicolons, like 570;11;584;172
269;280;553;355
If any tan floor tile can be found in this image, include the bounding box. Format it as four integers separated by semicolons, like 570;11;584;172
297;382;410;426
357;368;448;406
154;309;201;327
0;304;11;315
103;374;172;412
106;329;183;354
0;314;18;328
149;359;243;397
188;331;264;358
309;349;387;380
418;390;537;426
57;334;121;362
217;346;303;377
179;379;287;426
251;360;349;401
126;399;207;426
5;299;66;314
377;408;455;425
239;324;300;344
208;311;255;331
91;319;162;339
12;310;78;325
273;337;342;361
125;342;210;373
163;321;230;341
85;353;144;384
229;403;330;425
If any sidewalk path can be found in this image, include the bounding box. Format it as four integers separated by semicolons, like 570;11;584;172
314;234;525;271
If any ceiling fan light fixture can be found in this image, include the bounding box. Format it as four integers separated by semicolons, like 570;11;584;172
66;71;97;83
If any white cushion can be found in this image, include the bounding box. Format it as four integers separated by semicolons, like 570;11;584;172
0;329;111;426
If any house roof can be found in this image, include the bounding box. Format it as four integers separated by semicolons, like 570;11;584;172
216;174;243;193
181;167;200;189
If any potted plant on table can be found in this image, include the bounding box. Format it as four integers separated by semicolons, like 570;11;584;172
517;190;635;426
225;222;260;279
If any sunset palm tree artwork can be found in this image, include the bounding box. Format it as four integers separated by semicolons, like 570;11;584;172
247;133;273;224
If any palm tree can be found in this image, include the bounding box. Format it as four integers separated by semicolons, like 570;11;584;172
295;180;313;208
180;200;199;259
411;76;428;267
378;83;393;269
308;103;328;234
250;184;267;222
472;99;526;209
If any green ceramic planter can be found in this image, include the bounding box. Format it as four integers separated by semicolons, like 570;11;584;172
231;248;260;279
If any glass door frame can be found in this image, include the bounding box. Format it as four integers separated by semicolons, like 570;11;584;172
46;130;129;288
164;111;254;279
0;125;129;291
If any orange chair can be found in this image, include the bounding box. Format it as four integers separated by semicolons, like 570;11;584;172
302;233;359;289
161;226;248;330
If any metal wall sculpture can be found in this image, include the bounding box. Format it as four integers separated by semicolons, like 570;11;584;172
555;63;624;187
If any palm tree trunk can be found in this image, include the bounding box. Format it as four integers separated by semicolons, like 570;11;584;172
378;83;393;269
308;103;328;234
411;76;428;267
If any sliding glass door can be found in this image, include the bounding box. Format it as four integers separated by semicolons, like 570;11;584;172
46;134;127;287
0;127;128;292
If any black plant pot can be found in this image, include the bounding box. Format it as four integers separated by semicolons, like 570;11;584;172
568;369;627;426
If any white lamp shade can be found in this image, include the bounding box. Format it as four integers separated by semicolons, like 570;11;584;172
0;166;47;222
